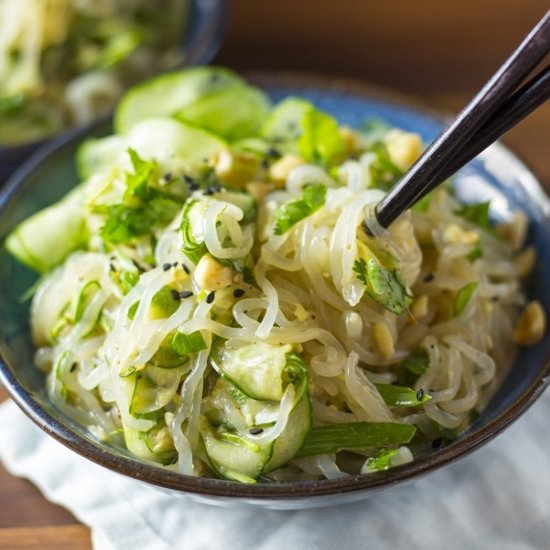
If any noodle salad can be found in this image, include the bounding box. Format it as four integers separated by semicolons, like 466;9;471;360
6;67;546;483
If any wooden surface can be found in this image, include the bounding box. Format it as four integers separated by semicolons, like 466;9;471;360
1;1;550;548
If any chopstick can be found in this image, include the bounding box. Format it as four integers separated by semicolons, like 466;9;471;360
373;9;550;230
425;64;550;197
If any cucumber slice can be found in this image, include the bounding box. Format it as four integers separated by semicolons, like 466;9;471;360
264;392;312;472
200;416;272;482
115;67;246;134
175;85;271;141
261;97;313;142
129;364;186;415
5;186;86;273
77;135;126;179
126;117;226;167
211;341;293;401
124;425;175;465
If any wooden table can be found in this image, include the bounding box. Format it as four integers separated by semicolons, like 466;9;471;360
1;1;550;548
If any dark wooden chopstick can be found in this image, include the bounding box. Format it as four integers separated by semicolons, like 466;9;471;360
424;64;550;195
374;9;550;229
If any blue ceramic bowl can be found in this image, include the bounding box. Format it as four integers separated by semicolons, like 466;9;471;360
1;73;550;509
0;0;228;183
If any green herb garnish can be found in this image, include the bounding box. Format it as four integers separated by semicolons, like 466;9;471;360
353;257;411;314
273;183;327;235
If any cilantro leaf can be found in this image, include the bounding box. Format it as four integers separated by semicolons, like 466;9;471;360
298;109;344;165
98;149;180;244
124;148;157;201
273;183;327;235
367;142;403;191
397;349;430;386
453;282;478;316
180;198;207;264
99;198;180;244
455;201;491;229
353;257;411;314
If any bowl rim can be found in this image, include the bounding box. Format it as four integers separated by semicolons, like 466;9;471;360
1;71;550;500
0;0;228;156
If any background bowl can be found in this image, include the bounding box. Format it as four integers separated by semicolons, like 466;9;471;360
1;74;550;509
0;0;228;184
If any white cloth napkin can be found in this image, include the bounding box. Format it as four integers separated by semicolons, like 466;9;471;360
1;392;550;550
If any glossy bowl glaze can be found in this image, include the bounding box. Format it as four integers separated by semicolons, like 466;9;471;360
0;0;228;183
1;73;550;509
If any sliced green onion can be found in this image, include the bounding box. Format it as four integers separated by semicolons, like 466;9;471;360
375;383;431;407
297;422;416;457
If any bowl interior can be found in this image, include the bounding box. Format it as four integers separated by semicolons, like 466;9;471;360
1;75;550;507
0;0;227;183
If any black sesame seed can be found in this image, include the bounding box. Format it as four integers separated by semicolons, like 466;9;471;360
206;291;216;304
233;288;246;298
203;184;222;196
183;174;194;184
431;437;443;449
172;262;178;268
182;264;190;275
266;147;281;158
162;172;172;182
162;262;172;272
423;273;435;283
69;363;77;373
416;388;424;401
249;427;264;435
109;263;116;272
180;290;194;299
171;289;182;301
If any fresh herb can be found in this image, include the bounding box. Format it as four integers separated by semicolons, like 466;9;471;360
273;183;327;235
367;142;403;191
298;108;344;165
99;149;180;244
217;255;255;284
455;201;491;230
453;282;478;316
397;349;430;386
353;257;411;314
169;331;207;356
127;301;139;320
180;198;207;264
375;383;431;407
364;448;399;472
466;241;483;262
297;422;416;457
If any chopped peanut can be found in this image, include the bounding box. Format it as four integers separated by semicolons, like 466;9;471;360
373;322;395;358
194;253;238;291
497;211;528;251
442;223;479;245
411;294;429;319
246;181;273;203
513;300;546;346
211;149;261;187
383;129;422;170
339;125;363;155
514;246;536;278
269;154;305;184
